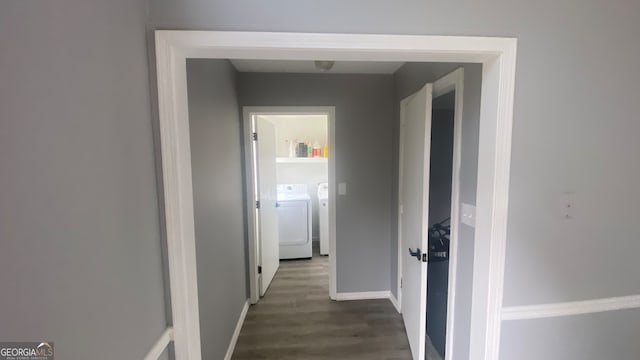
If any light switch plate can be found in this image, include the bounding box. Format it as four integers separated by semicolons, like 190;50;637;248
338;183;347;195
460;202;476;227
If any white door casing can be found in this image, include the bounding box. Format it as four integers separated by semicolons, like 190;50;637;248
154;31;517;360
399;83;433;360
243;106;336;303
255;117;280;296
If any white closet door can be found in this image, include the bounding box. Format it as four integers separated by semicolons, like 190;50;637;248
399;83;433;360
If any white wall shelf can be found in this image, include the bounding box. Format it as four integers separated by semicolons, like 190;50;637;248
276;157;328;164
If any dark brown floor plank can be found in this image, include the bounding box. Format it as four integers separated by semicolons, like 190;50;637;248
232;246;412;360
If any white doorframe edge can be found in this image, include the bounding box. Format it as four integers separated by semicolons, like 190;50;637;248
435;68;464;360
154;30;517;360
242;106;337;304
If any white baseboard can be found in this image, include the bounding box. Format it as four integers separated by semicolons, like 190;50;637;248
389;293;401;313
334;291;401;314
502;294;640;321
224;300;250;360
144;327;174;360
334;290;391;301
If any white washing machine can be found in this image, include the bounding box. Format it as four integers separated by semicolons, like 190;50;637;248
317;183;329;255
277;184;312;259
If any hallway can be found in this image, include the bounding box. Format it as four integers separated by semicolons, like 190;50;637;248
232;248;412;359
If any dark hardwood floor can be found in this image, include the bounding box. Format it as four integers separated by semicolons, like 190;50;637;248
232;244;413;360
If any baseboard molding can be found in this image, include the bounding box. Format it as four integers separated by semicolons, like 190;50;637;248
334;291;391;301
224;300;250;360
335;291;401;314
144;327;173;360
389;293;401;313
502;294;640;321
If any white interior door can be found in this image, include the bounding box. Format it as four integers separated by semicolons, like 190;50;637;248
256;118;280;296
399;84;433;360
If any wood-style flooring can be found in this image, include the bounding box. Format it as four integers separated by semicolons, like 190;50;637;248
232;246;413;360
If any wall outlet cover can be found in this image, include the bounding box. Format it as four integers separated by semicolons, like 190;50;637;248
559;192;575;219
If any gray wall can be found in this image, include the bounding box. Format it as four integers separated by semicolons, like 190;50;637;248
186;60;248;359
156;0;639;354
500;309;640;360
394;63;482;360
3;0;640;358
0;0;168;359
237;72;395;292
149;0;640;300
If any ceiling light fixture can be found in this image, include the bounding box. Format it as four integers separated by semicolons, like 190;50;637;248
314;60;335;72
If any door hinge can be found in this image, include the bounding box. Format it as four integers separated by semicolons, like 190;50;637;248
256;200;260;209
400;278;403;288
253;132;258;141
258;266;262;274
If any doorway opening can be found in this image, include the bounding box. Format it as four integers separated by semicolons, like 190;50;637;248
154;31;517;360
244;108;335;303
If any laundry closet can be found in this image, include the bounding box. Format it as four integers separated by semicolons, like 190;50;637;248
257;114;329;259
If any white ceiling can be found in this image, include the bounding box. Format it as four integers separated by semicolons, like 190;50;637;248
230;59;405;74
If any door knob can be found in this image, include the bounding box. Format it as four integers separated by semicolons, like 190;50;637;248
408;247;422;261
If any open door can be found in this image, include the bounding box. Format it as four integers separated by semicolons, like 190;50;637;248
399;84;433;360
255;117;280;296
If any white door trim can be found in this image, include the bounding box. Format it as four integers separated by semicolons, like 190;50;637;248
223;300;250;360
154;30;517;360
242;106;337;303
334;291;391;301
144;327;174;360
502;294;640;321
